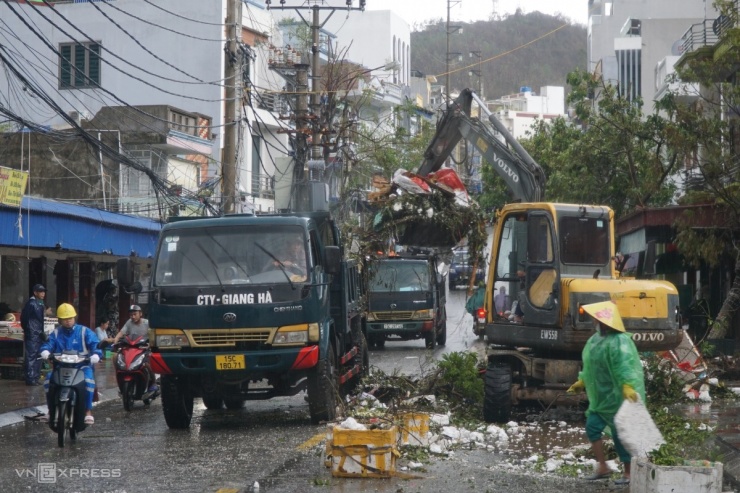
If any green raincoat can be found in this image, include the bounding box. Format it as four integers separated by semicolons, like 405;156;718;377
578;330;646;419
465;287;485;316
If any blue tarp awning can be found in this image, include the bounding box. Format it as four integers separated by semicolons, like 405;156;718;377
0;197;162;258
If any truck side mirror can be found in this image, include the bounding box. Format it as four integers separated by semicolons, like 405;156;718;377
324;246;341;275
117;258;134;286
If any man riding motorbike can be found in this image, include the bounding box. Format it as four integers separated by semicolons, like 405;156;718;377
113;305;158;394
40;303;102;425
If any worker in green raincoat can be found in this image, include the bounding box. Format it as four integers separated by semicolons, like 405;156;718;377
465;281;486;316
567;301;646;486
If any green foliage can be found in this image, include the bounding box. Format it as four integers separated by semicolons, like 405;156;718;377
699;341;716;358
400;445;430;464
519;69;679;218
437;351;484;407
643;354;686;405
364;188;486;257
648;407;717;466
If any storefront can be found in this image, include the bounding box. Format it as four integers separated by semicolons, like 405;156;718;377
0;197;161;373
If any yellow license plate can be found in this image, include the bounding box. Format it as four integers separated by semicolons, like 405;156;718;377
215;354;245;370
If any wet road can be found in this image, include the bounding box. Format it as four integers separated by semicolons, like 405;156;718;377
0;288;607;493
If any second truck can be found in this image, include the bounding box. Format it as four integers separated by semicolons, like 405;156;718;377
418;89;682;422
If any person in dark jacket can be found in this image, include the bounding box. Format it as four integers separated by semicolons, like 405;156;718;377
20;284;48;386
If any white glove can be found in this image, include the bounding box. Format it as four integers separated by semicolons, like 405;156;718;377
90;354;100;365
40;350;50;360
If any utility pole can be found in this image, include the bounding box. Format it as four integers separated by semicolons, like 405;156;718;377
265;1;366;203
222;0;242;214
466;50;482;190
469;50;482;99
310;5;322;169
445;0;462;107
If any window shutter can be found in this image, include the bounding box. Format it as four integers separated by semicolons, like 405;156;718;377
60;45;72;88
88;44;100;86
74;43;85;86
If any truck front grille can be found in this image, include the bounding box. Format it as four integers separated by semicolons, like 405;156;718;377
374;311;413;321
187;329;273;347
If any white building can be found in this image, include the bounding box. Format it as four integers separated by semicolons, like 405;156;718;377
487;86;566;139
0;0;289;216
587;0;711;105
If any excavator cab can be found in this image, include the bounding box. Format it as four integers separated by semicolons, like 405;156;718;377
492;208;560;328
487;203;618;351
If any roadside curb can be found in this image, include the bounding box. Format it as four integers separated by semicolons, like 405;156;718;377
0;388;120;429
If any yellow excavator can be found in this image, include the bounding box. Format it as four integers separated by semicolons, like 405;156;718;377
418;89;682;422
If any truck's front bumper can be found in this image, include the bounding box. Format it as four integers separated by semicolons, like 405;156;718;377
365;321;431;339
151;345;319;375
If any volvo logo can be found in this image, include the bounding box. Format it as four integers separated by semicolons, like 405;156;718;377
223;312;237;323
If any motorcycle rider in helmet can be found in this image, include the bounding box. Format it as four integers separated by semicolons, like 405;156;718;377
40;303;102;425
113;304;158;394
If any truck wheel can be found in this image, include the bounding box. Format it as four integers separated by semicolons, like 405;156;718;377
424;330;437;350
484;363;512;423
161;375;194;429
202;395;224;410
307;342;338;424
224;398;245;410
436;309;447;346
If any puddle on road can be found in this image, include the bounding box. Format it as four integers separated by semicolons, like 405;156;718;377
503;397;740;462
502;410;591;461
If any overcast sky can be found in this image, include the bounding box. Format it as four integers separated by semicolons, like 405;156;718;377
365;0;588;27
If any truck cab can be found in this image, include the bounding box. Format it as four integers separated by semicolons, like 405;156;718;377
118;211;368;428
364;252;447;349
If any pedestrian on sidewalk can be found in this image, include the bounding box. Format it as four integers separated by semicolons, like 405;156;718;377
20;284;50;386
40;303;102;425
94;317;114;358
567;301;646;486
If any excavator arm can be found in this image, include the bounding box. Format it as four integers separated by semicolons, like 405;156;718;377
417;88;546;202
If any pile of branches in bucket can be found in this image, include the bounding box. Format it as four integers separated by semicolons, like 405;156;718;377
362;168;487;257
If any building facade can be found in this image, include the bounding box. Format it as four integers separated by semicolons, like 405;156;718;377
587;0;709;104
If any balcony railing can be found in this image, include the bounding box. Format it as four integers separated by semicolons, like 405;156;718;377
680;19;720;55
251;175;274;199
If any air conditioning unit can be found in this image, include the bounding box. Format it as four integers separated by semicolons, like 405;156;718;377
67;110;91;125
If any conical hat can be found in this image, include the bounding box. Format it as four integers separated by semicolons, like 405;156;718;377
582;301;625;333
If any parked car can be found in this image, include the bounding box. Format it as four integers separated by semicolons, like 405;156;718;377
448;248;484;288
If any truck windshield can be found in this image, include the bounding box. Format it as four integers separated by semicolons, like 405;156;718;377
369;261;430;292
153;226;309;287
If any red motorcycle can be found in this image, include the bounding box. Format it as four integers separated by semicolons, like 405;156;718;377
113;335;159;411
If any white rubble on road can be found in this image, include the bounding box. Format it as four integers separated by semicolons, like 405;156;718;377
337;417;366;430
430;413;450;426
401;394;436;407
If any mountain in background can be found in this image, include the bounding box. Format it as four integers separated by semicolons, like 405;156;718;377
410;11;587;100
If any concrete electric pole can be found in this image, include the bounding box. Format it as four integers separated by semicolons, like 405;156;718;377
266;0;366;197
222;0;242;214
445;0;462;107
